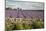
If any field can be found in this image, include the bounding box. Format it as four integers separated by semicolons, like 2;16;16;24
5;10;44;18
5;9;44;31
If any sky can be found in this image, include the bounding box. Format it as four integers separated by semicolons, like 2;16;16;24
6;0;44;10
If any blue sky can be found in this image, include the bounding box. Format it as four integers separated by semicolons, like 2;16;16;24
6;0;44;10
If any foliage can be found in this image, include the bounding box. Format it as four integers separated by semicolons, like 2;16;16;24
5;17;44;31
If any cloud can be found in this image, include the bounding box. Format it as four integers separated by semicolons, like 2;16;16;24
6;0;44;10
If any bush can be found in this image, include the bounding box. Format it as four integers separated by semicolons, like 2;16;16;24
32;21;44;29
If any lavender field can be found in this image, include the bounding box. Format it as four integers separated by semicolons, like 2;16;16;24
5;9;44;18
5;9;44;31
